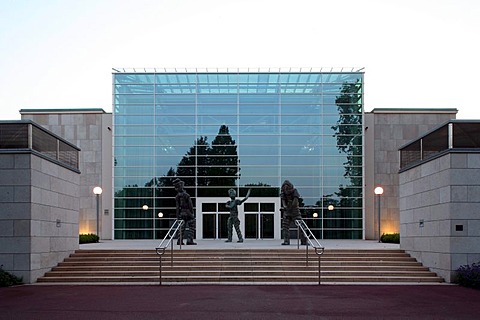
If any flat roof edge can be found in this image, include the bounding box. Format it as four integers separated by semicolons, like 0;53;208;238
369;108;458;114
19;108;108;114
112;67;365;73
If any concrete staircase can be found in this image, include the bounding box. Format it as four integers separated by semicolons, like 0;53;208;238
37;249;444;284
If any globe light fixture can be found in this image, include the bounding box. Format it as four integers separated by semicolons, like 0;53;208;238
374;186;384;242
92;187;103;237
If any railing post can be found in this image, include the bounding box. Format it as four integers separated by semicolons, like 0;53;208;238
170;235;174;267
305;241;309;266
159;254;162;286
318;254;321;285
297;226;300;249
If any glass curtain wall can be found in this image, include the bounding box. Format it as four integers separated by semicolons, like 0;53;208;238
113;70;364;239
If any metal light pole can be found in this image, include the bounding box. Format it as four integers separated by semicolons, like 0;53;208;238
93;187;103;237
374;187;384;243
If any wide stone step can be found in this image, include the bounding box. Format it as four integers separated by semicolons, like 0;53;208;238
37;248;444;284
42;270;438;278
37;275;444;283
52;265;430;272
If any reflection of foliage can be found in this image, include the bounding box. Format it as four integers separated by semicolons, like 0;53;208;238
177;136;209;188
245;182;280;197
332;81;363;204
158;125;240;198
209;125;239;187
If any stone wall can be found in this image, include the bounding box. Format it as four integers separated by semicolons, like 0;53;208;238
0;152;80;283
364;109;456;240
399;152;480;282
21;110;112;239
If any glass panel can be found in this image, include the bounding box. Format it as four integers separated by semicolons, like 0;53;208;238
156;104;195;114
260;214;274;238
115;74;155;84
240;135;280;145
3;115;25;141
240;104;279;114
197;104;237;114
244;203;259;212
198;115;237;125
115;84;154;94
155;115;195;125
202;214;216;239
239;156;279;165
239;94;280;104
281;94;322;104
115;94;154;104
197;94;237;103
453;123;480;148
260;203;275;212
239;115;279;125
238;145;279;156
218;214;229;239
156;95;196;104
32;126;57;160
202;203;217;212
245;214;258;239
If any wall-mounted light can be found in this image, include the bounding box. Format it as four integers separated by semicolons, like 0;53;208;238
158;212;163;218
313;212;318;218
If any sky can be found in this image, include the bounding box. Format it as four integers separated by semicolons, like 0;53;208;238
0;0;479;120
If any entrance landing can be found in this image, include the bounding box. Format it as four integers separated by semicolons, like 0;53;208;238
80;239;400;251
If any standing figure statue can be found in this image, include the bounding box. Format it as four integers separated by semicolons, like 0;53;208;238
173;178;197;245
225;188;251;243
280;180;305;245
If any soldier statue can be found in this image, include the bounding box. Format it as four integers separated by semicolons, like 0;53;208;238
173;178;197;245
280;180;305;245
225;188;251;243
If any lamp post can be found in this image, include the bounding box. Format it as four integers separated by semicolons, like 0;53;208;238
374;186;384;243
93;186;103;237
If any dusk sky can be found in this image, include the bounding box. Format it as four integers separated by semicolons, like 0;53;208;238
1;0;479;120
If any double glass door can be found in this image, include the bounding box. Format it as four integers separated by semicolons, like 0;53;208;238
197;197;280;240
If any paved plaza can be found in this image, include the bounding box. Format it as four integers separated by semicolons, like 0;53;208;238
1;240;480;319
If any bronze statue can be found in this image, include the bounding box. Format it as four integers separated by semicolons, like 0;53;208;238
173;178;197;245
280;180;305;245
225;188;251;243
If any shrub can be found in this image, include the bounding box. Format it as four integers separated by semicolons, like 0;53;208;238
79;233;99;244
380;233;400;244
0;265;23;287
454;262;480;289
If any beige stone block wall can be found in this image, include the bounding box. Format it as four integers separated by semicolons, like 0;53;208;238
399;152;480;282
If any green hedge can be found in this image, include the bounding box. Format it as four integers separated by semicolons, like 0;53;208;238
454;262;480;289
79;233;99;244
380;233;400;244
0;265;23;287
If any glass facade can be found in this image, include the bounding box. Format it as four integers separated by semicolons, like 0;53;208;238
113;69;364;240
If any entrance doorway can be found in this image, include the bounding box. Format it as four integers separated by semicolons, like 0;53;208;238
196;197;281;240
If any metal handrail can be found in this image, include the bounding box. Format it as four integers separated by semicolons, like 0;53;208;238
295;219;325;285
154;219;184;285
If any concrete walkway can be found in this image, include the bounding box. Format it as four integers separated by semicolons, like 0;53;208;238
80;239;401;250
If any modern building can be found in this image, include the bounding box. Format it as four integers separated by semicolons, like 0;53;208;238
19;68;459;243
